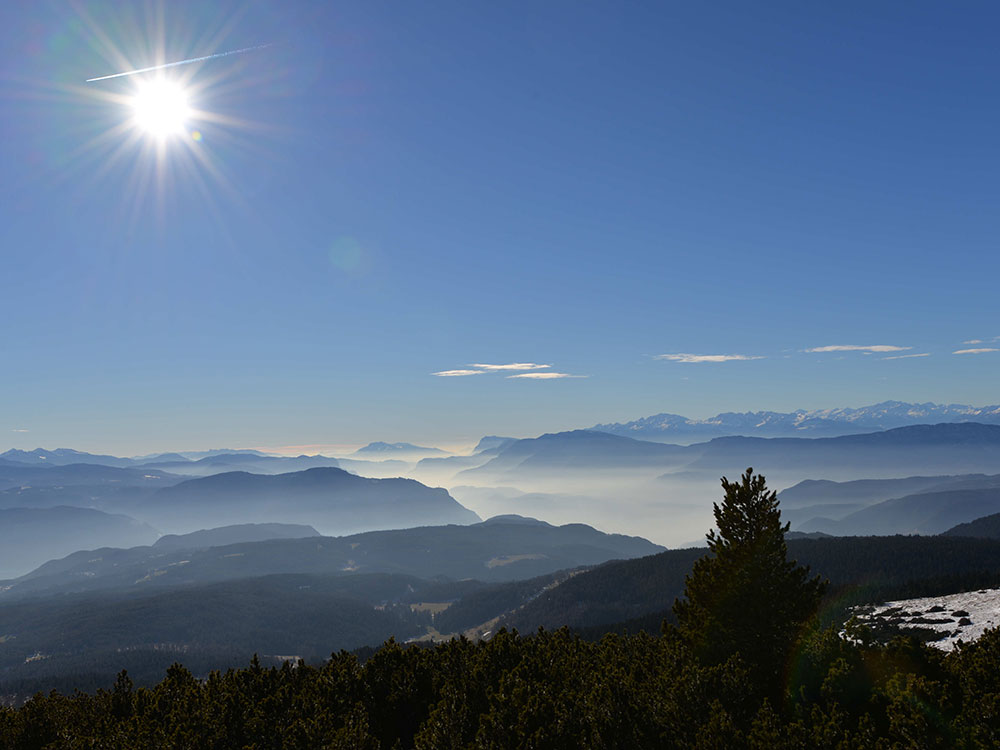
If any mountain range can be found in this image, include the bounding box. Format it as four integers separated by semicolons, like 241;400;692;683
117;466;481;534
458;423;1000;486
151;523;321;550
592;401;1000;442
0;517;664;599
797;487;1000;536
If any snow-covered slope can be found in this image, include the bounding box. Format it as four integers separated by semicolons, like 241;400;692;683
852;589;1000;651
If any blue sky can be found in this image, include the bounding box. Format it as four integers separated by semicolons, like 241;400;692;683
1;1;998;454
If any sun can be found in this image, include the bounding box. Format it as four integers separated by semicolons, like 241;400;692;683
130;78;190;138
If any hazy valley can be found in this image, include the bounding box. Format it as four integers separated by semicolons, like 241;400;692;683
4;402;1000;711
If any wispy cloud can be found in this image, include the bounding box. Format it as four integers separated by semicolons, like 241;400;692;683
954;348;999;355
11;428;29;433
963;339;984;345
655;353;764;364
882;353;930;360
433;362;573;379
805;345;910;353
470;363;551;371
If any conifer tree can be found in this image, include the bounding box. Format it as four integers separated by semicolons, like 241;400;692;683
673;468;826;696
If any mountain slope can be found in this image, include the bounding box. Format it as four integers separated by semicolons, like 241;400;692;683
682;423;1000;477
460;424;1000;489
126;466;480;534
500;536;1000;633
459;430;688;481
352;442;447;458
137;453;344;476
0;448;135;468
0;464;180;494
943;513;1000;539
0;507;159;578
777;474;1000;527
0;574;431;689
778;475;1000;508
152;523;321;550
1;519;665;599
799;488;1000;536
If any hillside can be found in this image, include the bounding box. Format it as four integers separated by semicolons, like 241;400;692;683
0;448;135;467
498;536;1000;633
0;507;159;579
152;523;321;550
0;574;433;691
454;424;1000;489
778;473;1000;529
943;512;1000;539
799;487;1000;536
0;464;180;494
121;467;480;534
777;474;1000;507
684;423;1000;477
458;430;688;481
137;452;345;477
1;518;664;599
851;588;1000;650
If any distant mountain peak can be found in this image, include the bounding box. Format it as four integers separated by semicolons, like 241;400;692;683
593;401;1000;442
352;442;448;456
0;448;133;467
480;514;553;527
473;436;518;453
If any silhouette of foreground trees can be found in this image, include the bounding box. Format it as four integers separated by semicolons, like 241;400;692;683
674;468;827;700
3;469;1000;747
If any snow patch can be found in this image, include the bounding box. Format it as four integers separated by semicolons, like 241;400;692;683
852;588;1000;651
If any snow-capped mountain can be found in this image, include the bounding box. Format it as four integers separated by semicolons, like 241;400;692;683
592;401;1000;442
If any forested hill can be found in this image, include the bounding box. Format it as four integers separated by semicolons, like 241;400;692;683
1;519;663;599
944;512;1000;539
500;535;1000;633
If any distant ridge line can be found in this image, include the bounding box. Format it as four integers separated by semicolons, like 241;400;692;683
592;401;1000;442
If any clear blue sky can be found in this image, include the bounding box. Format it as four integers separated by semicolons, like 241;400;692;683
1;1;998;454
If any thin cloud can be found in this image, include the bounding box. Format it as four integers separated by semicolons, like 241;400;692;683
882;353;930;360
432;369;487;377
506;372;587;379
954;348;999;355
963;339;984;345
656;353;764;364
11;428;29;433
805;345;910;353
470;363;551;371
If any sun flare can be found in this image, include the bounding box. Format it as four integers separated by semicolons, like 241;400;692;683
130;78;190;137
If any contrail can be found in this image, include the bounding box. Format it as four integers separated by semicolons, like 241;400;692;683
86;43;273;83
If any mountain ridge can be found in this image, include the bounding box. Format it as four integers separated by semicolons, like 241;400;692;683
132;466;482;534
0;519;666;598
593;401;1000;442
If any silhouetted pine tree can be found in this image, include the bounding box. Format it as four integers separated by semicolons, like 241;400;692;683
673;468;826;698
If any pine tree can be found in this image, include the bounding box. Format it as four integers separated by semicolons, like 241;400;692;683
673;468;826;697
